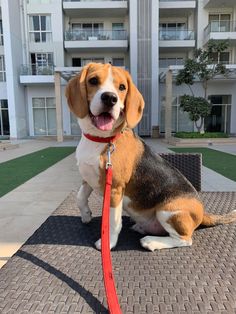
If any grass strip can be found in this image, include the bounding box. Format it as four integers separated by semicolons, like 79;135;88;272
169;147;236;182
175;132;228;138
0;147;76;197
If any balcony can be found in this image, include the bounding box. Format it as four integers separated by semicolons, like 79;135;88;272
203;0;235;8
63;0;128;18
19;64;55;84
64;29;128;52
204;20;236;44
159;0;196;9
159;29;195;49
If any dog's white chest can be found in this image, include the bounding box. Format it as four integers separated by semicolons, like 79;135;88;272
76;137;106;192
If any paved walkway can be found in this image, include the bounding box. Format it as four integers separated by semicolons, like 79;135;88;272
0;138;236;268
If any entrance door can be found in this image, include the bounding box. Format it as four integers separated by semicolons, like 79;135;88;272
205;95;231;133
0;100;10;137
206;106;222;132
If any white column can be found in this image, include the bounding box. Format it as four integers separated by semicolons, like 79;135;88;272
2;0;27;139
165;69;173;140
54;72;64;142
151;0;159;128
129;0;138;85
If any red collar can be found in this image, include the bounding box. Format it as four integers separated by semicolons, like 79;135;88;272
83;133;121;143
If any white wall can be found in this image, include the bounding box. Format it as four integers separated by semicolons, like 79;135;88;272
26;84;73;136
2;0;27;139
26;0;64;66
0;82;7;99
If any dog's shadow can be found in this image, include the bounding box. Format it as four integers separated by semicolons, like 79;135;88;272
25;214;144;251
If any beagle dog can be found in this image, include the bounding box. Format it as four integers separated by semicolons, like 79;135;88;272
66;63;236;251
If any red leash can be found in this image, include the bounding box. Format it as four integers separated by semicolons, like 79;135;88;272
101;143;122;314
83;133;122;313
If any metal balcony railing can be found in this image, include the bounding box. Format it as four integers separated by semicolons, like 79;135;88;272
65;29;128;41
159;29;194;40
204;20;236;37
20;64;54;75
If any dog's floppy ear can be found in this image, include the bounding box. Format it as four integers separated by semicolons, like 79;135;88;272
125;71;145;129
65;65;89;118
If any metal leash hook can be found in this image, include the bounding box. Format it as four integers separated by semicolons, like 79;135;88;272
106;143;115;169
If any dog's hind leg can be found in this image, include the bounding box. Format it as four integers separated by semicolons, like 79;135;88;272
140;211;194;251
77;181;93;223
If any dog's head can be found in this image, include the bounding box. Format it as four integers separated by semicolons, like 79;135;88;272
65;63;144;136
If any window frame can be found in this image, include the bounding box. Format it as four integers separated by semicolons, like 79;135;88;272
0;55;6;82
29;15;52;43
32;97;56;136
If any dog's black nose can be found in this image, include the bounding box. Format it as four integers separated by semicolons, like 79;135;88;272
101;92;118;107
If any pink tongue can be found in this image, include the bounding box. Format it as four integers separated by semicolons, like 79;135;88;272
94;114;114;131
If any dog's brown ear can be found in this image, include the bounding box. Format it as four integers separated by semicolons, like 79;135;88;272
65;65;89;118
125;71;145;129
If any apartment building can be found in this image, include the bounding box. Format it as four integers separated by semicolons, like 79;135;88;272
0;0;236;140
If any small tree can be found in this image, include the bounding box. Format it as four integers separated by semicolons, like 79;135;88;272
176;39;229;133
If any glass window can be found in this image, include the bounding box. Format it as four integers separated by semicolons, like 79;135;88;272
0;100;9;136
81;58;104;66
71;23;104;40
29;15;52;42
32;97;56;136
209;52;230;64
0;55;6;82
0;20;3;45
209;14;231;32
71;113;81;135
112;58;124;67
30;53;53;75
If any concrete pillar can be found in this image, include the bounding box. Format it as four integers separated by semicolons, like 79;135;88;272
129;0;138;85
2;0;27;139
54;72;64;142
151;0;159;128
165;69;173;140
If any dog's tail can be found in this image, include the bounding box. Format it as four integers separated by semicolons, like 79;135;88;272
201;210;236;227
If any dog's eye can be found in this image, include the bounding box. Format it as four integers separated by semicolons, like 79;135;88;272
119;84;126;91
89;77;99;86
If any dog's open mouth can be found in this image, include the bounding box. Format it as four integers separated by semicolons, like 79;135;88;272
90;112;115;131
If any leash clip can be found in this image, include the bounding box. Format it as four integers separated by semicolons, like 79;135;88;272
106;143;115;169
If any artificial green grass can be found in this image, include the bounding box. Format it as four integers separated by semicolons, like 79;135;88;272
175;132;228;138
0;147;76;197
170;147;236;182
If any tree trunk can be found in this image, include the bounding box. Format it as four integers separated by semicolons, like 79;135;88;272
195;117;204;133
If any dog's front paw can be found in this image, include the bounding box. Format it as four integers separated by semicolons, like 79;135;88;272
81;211;92;224
95;238;117;251
140;236;157;252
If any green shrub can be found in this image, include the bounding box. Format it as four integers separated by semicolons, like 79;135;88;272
175;132;228;139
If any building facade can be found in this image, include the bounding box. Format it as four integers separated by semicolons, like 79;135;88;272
0;0;236;140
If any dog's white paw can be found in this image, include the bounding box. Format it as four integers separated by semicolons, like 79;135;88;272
81;212;92;224
140;236;158;252
95;237;117;251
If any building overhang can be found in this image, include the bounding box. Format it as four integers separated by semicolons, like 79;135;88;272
159;40;195;49
54;67;82;81
159;64;236;82
19;75;55;85
63;1;128;18
159;1;196;10
204;0;236;8
64;40;128;52
204;33;236;45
